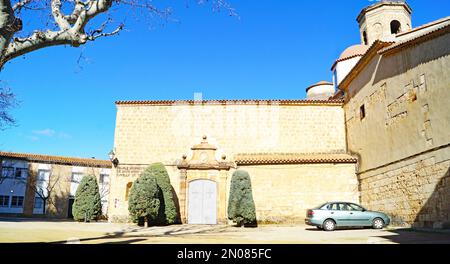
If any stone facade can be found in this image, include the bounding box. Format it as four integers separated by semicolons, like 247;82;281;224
342;19;450;227
108;101;359;223
112;102;346;165
239;163;358;224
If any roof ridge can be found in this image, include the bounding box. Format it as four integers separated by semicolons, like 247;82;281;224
116;99;344;106
397;16;450;37
0;151;111;168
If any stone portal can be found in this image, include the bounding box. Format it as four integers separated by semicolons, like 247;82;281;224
177;136;234;225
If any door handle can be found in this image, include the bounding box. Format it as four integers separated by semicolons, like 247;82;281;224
331;212;334;214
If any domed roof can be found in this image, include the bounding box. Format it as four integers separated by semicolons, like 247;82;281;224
338;44;369;61
306;81;333;92
331;44;369;70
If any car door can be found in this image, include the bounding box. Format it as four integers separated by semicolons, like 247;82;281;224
347;203;371;226
328;203;348;227
337;203;354;226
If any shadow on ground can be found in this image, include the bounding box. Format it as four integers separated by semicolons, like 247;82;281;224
378;228;450;244
49;225;237;244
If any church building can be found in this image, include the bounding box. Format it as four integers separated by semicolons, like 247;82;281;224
108;1;450;228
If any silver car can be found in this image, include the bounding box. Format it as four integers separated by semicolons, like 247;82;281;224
305;202;391;231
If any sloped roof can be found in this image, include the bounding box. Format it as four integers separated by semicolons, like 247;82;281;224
0;151;111;168
235;153;358;165
380;19;450;55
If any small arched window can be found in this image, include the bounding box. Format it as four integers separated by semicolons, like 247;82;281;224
390;20;401;34
363;31;368;45
125;182;133;201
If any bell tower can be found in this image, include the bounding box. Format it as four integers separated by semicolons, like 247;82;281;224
357;0;412;45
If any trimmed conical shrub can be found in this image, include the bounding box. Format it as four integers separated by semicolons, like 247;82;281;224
228;170;257;227
144;163;178;225
73;175;102;222
128;170;161;226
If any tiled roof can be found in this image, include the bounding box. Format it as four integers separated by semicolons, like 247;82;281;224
338;16;450;92
338;40;394;91
379;20;450;55
0;151;112;168
397;16;450;37
116;99;344;106
235;153;358;165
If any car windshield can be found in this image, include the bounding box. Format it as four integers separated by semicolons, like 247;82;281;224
348;203;365;211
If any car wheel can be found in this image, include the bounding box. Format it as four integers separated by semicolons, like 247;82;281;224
372;218;384;229
323;219;336;231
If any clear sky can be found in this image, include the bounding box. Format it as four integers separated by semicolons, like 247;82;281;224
0;0;449;160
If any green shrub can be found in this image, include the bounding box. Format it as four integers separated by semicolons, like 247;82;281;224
128;170;161;226
72;175;102;222
227;170;257;227
144;163;178;225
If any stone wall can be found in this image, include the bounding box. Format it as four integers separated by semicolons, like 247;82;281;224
241;164;359;224
109;102;352;223
108;163;359;224
113;103;347;165
344;29;450;228
359;147;450;228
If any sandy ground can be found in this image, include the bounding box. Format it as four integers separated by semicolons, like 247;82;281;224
1;218;450;244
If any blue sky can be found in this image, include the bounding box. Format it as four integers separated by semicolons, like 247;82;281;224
0;0;449;160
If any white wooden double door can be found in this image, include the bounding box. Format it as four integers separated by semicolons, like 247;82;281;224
188;180;217;225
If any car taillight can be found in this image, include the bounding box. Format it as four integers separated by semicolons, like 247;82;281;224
307;210;314;216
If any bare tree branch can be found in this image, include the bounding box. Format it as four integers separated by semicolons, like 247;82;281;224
51;0;71;30
12;0;34;11
1;0;236;69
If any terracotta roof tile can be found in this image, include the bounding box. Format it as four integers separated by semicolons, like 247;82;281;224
0;151;111;168
397;16;450;37
379;21;450;55
116;99;344;106
235;153;358;165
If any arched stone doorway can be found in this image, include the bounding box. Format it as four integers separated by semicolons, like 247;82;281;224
188;179;217;224
177;136;234;225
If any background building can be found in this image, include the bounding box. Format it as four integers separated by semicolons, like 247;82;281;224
0;152;111;218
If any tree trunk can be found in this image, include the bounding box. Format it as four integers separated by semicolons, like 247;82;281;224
0;0;20;67
42;198;47;215
144;216;148;228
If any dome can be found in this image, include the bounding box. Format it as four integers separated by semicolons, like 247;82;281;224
306;81;335;100
306;81;334;92
337;44;369;61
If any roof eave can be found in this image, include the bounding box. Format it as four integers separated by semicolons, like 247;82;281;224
338;40;394;92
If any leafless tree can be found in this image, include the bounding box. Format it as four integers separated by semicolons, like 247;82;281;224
0;84;17;129
0;0;236;70
23;166;69;215
0;0;235;127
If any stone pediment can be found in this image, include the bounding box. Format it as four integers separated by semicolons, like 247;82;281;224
178;136;234;171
